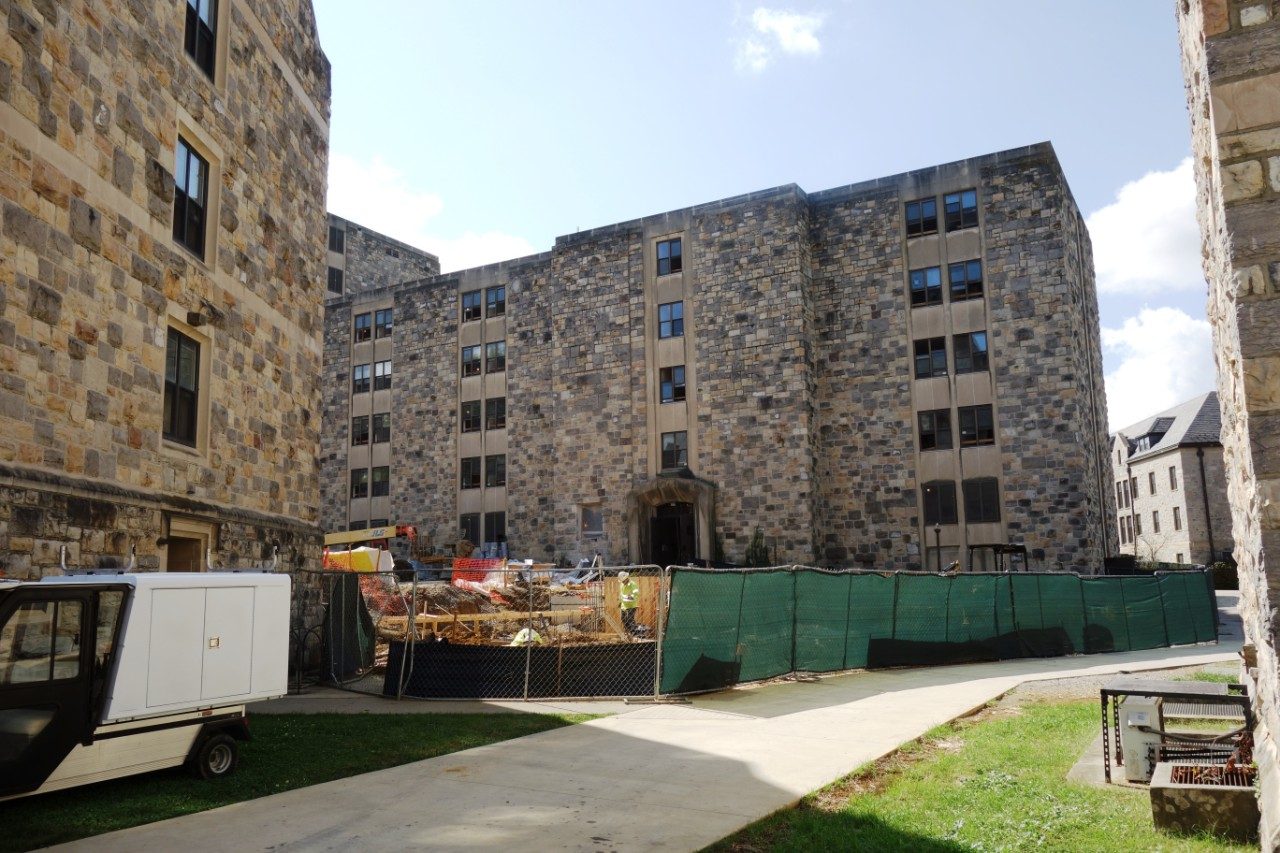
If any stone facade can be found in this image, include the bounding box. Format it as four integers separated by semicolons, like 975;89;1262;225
1178;1;1280;847
325;214;438;302
323;143;1114;572
0;0;330;576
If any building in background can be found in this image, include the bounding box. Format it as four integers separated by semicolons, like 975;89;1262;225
0;0;330;576
1110;392;1232;565
322;142;1115;572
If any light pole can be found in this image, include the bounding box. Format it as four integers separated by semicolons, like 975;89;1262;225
933;524;942;573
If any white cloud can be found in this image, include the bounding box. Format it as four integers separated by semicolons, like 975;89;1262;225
734;7;824;74
1085;158;1205;296
326;153;536;273
1102;306;1216;431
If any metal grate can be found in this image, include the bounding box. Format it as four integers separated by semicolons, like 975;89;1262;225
1170;765;1255;787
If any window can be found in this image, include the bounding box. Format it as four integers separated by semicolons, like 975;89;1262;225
1176;553;1184;564
374;309;393;339
485;341;506;373
909;266;942;307
459;513;480;545
918;409;953;451
1153;510;1161;534
371;466;389;497
351;415;369;446
485;454;506;488
327;267;344;295
172;138;208;259
486;285;506;317
661;431;688;470
352;363;370;394
350;468;368;499
485;397;506;430
953;332;989;374
1173;506;1182;531
353;312;372;342
1149;471;1156;494
163;327;200;446
660;365;686;403
921;480;958;525
460;457;481;489
1118;519;1127;544
1169;466;1178;490
0;600;82;684
461;345;481;377
944;189;979;231
958;405;995;447
461;401;481;433
184;0;217;77
914;337;947;378
659;301;684;338
349;519;366;532
657;238;682;275
1130;476;1138;501
905;197;938;236
370;518;389;529
1135;514;1142;536
1115;482;1124;511
373;360;392;391
328;225;344;253
372;413;390;444
581;505;603;537
949;259;984;301
461;290;482;322
963;478;1001;523
1123;480;1131;507
484;511;507;543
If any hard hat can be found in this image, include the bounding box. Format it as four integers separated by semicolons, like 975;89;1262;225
618;571;629;580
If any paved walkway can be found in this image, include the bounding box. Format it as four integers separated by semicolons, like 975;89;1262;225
51;638;1238;852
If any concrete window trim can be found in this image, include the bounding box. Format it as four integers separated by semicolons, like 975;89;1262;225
181;0;231;89
171;116;223;269
163;515;217;572
943;188;979;232
904;196;938;237
656;236;683;276
160;310;213;460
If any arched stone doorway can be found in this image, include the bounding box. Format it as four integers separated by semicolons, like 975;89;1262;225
626;470;716;566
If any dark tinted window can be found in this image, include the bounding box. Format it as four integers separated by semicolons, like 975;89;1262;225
351;415;369;446
485;397;506;430
922;481;957;525
944;189;979;231
327;267;343;294
461;290;482;322
350;468;368;498
958;405;995;447
372;413;390;443
486;286;506;316
173;138;208;259
461;346;481;377
371;466;389;497
905;197;937;236
918;409;952;451
485;454;506;488
485;341;506;373
461;401;481;432
914;337;947;379
949;259;984;301
460;457;481;489
659;301;684;338
963;478;1001;522
909;267;942;306
353;313;372;342
660;365;686;403
328;225;344;253
374;309;393;338
954;332;989;374
352;363;370;394
657;238;683;275
484;511;507;543
661;431;687;470
163;327;200;446
184;0;217;77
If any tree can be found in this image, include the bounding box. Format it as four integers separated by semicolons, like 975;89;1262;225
744;527;769;567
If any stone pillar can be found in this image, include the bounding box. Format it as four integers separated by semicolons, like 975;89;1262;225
1177;1;1280;847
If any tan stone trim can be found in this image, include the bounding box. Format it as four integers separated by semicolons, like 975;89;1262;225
230;0;330;134
161;309;214;459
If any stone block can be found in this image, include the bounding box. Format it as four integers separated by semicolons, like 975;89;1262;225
27;281;61;325
1212;71;1280;134
69;197;101;253
1240;4;1270;26
1149;763;1259;843
1222;160;1265;201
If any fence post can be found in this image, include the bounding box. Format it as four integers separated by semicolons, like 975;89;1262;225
890;572;900;640
653;565;667;699
790;567;798;673
1118;577;1131;651
1155;572;1170;647
398;572;417;700
523;565;533;701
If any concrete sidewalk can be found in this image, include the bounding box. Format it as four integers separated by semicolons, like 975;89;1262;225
49;641;1238;853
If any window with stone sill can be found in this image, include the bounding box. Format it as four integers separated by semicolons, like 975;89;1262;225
909;266;942;307
953;331;989;374
1130;476;1138;500
905;197;937;237
918;409;952;451
350;468;368;499
949;259;984;301
374;308;393;339
660;365;686;403
184;0;217;78
661;431;687;470
372;412;390;444
370;518;389;529
659;301;684;338
351;415;369;446
353;312;372;342
461;345;481;377
1149;471;1156;494
485;397;506;430
581;505;604;537
921;480;957;525
657;238;682;276
486;285;506;317
459;513;480;545
461;401;481;433
328;225;345;253
173;137;208;260
460;457;481;489
327;267;343;295
1169;466;1178;490
461;290;482;322
958;405;995;447
485;454;506;488
484;511;507;544
373;360;392;391
1173;506;1182;531
163;326;200;447
371;466;389;497
1153;510;1161;534
349;519;367;532
913;337;947;379
352;363;370;394
962;477;1001;523
944;189;979;231
485;341;506;373
1135;514;1142;536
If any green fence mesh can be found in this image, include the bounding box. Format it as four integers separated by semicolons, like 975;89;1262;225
661;568;1217;694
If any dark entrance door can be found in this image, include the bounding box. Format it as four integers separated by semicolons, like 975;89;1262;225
650;502;696;566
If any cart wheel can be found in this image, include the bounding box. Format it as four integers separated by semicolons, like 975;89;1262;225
190;733;239;779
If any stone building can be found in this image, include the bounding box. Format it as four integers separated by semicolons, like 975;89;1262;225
1110;392;1233;565
1177;1;1280;846
0;0;330;577
322;142;1115;572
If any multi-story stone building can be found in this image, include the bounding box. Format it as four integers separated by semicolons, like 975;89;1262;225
1110;392;1233;565
322;142;1114;572
0;0;330;577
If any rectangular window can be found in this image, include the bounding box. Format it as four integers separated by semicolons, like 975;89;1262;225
485;454;506;488
373;360;392;391
485;341;506;373
461;345;482;377
372;412;390;444
1116;482;1124;511
660;365;686;403
1153;510;1161;534
1118;519;1127;544
1135;513;1142;536
922;480;957;525
661;431;688;470
348;520;366;532
350;468;368;499
371;466;389;497
184;0;217;77
486;285;506;317
351;415;369;446
459;513;480;545
963;478;1001;523
905;197;937;236
1169;466;1178;490
370;518;389;529
1149;471;1156;494
944;189;979;231
172;137;208;259
657;238;683;275
374;308;393;339
484;511;507;543
1176;553;1184;564
485;397;506;430
352;363;370;394
581;505;603;537
461;290;482;322
0;600;83;684
958;405;995;447
909;266;942;307
953;332;989;374
460;457;481;489
1173;506;1182;531
914;337;947;379
949;259;984;301
327;267;344;295
1123;480;1131;508
658;301;684;338
918;409;953;451
460;400;481;433
1130;476;1138;501
163;327;200;446
353;312;372;342
328;225;344;253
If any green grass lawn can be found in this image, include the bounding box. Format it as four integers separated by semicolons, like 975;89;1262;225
712;701;1252;853
2;712;587;851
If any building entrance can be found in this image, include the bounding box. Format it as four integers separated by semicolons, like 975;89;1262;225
650;501;696;567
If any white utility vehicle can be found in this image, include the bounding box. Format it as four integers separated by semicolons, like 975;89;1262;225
0;572;290;800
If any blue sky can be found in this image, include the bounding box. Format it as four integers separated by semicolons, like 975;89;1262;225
313;0;1213;431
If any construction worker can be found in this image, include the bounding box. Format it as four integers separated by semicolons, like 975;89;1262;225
618;570;640;634
509;627;543;647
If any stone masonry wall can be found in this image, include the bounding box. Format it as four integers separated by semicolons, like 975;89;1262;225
1178;2;1280;846
342;220;439;297
318;299;350;535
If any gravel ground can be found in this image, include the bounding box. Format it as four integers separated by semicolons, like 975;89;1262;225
995;659;1240;708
